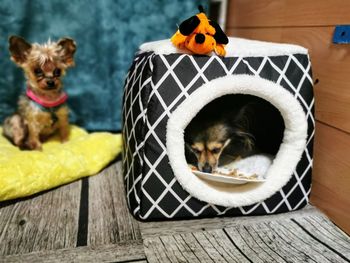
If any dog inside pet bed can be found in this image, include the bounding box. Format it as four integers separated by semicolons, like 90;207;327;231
185;94;285;183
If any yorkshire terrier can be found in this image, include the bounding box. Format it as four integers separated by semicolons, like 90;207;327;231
185;95;284;173
2;36;76;150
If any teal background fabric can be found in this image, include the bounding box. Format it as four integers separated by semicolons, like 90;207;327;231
0;0;207;131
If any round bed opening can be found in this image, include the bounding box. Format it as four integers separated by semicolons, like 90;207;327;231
184;94;285;182
166;75;308;207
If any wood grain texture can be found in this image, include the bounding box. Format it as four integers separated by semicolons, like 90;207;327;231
88;162;142;245
311;121;350;235
295;215;350;253
0;161;349;262
226;26;350;134
0;180;81;256
225;219;350;263
1;241;146;263
140;205;319;238
143;213;350;263
226;0;350;28
144;230;250;263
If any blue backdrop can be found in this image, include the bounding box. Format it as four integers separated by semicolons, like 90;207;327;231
0;0;207;131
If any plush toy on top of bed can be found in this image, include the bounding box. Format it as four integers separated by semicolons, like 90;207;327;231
171;5;229;56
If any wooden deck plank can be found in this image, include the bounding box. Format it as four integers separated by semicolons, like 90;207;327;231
248;222;318;263
88;162;142;245
1;160;349;262
144;236;191;263
224;220;346;263
200;230;250;263
226;0;350;28
175;232;220;263
0;180;81;256
297;215;350;251
224;226;279;263
142;208;350;263
139;205;319;238
144;230;250;263
1;241;146;263
284;218;350;262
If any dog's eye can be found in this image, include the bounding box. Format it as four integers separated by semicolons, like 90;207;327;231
53;68;61;77
211;148;221;154
34;68;43;77
192;148;202;154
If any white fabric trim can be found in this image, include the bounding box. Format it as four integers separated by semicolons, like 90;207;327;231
139;37;308;57
166;74;308;207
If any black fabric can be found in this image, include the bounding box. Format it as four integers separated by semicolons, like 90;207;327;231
122;51;314;220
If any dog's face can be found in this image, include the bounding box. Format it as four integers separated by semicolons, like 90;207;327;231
186;123;232;173
9;36;76;95
185;121;255;173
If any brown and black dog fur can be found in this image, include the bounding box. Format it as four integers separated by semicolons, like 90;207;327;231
2;36;76;150
185;94;284;173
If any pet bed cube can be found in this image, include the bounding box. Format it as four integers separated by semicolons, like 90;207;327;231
122;37;314;220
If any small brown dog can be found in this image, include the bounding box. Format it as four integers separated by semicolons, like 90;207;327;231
185;95;284;173
2;36;76;150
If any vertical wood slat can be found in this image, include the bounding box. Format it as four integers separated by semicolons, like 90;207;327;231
87;162;142;246
226;0;350;28
311;121;350;235
226;26;350;135
0;180;81;256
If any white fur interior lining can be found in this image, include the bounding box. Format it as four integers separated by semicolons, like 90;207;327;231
139;37;308;57
166;75;308;207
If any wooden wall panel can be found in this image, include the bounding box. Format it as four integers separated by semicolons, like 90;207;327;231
227;27;350;133
227;0;350;28
226;0;350;234
311;122;350;234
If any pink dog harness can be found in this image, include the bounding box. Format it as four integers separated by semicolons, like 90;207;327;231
26;88;68;108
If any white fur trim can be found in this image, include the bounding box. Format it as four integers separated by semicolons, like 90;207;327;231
166;75;308;207
139;37;308;57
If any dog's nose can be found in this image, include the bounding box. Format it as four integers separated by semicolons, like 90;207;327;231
46;80;55;88
195;33;205;44
202;163;212;173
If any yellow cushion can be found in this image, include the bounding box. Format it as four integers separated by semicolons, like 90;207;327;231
0;125;122;202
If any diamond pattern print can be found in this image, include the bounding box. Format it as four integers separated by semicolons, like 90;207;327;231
122;51;314;220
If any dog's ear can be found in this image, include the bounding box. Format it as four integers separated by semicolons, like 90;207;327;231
57;38;76;67
179;15;200;36
9;36;32;65
209;21;228;44
240;132;255;151
234;129;255;151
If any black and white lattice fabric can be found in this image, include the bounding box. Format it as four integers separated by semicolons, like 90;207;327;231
122;37;314;220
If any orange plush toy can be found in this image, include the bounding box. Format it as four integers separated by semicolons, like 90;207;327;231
171;6;229;56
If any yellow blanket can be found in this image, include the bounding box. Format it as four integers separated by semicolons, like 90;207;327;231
0;125;122;201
